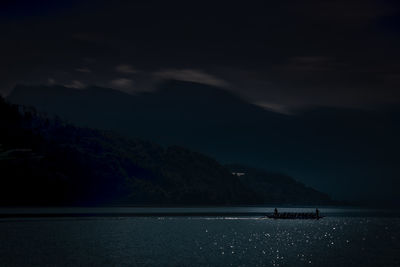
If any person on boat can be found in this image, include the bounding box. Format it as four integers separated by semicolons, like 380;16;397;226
274;208;278;216
316;208;320;218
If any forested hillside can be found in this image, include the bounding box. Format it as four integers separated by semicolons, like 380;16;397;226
0;97;334;206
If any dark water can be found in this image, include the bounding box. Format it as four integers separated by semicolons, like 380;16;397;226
0;208;399;266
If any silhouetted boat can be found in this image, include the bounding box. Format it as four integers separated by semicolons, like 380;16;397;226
267;212;323;219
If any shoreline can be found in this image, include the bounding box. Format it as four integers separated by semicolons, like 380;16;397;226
0;206;399;219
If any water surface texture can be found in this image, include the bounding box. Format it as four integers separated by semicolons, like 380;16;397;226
0;212;399;266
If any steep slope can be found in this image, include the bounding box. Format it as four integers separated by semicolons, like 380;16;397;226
0;97;255;205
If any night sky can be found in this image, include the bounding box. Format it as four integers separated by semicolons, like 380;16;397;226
2;0;400;113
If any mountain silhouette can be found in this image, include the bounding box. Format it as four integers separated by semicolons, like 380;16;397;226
0;96;333;206
8;81;400;204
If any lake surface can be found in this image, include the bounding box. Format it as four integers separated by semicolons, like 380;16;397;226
0;208;399;266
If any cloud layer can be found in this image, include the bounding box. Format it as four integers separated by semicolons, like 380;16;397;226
1;0;400;110
154;69;229;88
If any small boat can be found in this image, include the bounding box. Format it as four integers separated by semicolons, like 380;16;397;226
267;212;323;220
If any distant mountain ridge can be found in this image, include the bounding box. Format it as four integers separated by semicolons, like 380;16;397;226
0;96;333;206
7;81;400;204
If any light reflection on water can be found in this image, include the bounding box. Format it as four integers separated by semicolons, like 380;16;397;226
0;216;399;266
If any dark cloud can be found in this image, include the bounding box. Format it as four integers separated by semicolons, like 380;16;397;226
109;78;134;92
75;67;91;73
115;65;138;74
154;69;229;88
1;0;400;111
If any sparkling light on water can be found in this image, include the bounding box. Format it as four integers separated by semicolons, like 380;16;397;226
0;216;399;266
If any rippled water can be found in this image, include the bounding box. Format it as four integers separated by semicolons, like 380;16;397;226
0;215;399;266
